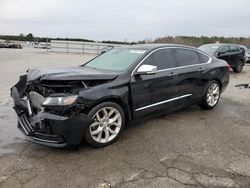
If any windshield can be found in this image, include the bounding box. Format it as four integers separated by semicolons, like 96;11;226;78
199;44;220;55
85;48;146;71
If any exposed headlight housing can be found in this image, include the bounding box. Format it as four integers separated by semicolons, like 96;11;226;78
42;95;78;107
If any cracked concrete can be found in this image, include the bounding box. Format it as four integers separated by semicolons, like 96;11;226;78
0;48;250;187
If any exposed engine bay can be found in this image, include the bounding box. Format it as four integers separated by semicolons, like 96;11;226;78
25;79;111;116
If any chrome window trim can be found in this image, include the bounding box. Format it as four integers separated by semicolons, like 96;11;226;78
135;94;192;112
131;47;212;76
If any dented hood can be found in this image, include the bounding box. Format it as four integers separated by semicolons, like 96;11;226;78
27;66;119;82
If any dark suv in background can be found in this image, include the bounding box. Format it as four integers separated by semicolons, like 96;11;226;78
199;44;246;73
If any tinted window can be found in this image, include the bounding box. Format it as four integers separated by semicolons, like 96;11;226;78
175;49;200;66
198;53;209;63
219;46;229;54
235;46;241;53
229;46;237;53
143;49;177;69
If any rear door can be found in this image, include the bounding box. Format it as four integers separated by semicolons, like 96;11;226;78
174;48;210;107
130;48;181;119
228;45;243;68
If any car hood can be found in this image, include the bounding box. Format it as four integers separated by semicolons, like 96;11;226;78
27;66;119;82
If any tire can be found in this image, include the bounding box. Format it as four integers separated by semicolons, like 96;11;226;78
84;102;125;148
200;81;221;110
233;60;244;73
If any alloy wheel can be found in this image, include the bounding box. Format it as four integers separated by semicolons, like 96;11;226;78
89;107;122;143
206;83;220;107
236;61;243;72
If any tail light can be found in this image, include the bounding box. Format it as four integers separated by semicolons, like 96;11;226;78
227;64;231;71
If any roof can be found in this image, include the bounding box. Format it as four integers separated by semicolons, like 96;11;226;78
121;43;198;51
201;43;243;47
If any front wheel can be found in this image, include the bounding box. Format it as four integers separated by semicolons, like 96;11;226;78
85;102;125;148
200;81;221;110
233;60;244;73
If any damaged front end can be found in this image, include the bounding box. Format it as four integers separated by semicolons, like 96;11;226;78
11;75;95;147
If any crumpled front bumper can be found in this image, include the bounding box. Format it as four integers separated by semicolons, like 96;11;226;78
11;86;93;148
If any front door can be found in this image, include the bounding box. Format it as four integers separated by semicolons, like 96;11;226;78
130;48;181;119
217;45;231;64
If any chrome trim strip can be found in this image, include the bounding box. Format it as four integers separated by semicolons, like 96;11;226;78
135;94;192;112
25;136;67;147
32;137;61;144
22;115;34;132
18;118;29;135
27;99;33;116
131;47;212;76
20;116;30;132
156;60;210;73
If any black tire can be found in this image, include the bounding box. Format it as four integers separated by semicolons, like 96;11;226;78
84;102;125;148
200;81;221;110
233;60;244;73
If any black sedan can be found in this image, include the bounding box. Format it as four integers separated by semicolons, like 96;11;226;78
11;44;230;148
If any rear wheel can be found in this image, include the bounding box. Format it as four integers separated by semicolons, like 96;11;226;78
85;102;125;148
233;60;244;73
200;81;221;110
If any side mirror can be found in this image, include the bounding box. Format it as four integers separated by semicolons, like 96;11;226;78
136;64;157;75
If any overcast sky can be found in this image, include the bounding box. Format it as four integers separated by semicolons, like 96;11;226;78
0;0;250;41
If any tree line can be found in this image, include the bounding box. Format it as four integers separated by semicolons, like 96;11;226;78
154;36;250;48
0;33;95;43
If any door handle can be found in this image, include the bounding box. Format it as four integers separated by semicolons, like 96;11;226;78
198;67;205;72
168;72;178;77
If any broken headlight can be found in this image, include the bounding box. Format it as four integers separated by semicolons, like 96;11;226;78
42;95;78;107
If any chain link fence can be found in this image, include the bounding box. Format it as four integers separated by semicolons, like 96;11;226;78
50;40;125;54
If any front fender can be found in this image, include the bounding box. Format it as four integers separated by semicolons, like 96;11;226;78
78;83;130;109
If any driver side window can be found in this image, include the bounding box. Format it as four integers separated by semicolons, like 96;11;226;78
142;49;177;70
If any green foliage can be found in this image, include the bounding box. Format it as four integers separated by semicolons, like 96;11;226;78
154;36;250;48
101;40;137;45
54;37;95;43
26;33;34;39
0;34;95;43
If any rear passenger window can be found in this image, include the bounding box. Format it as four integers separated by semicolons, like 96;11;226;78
198;53;209;63
175;49;200;66
235;46;241;53
143;49;177;70
229;46;237;53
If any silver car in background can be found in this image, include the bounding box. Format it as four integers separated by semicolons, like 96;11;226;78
245;49;250;63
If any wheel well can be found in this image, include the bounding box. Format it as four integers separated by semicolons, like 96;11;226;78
201;79;222;98
214;79;222;90
92;98;132;126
